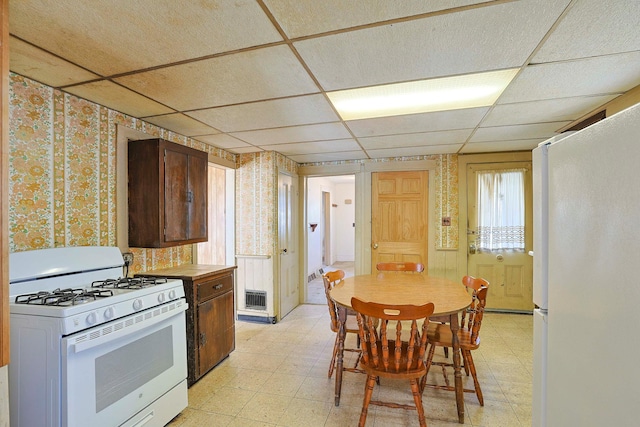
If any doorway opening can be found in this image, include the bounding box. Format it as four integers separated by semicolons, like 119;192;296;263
306;175;355;304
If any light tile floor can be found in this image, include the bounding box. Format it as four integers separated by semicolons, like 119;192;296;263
307;262;355;305
167;302;533;426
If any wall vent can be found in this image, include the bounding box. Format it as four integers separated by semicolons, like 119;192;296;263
245;290;267;310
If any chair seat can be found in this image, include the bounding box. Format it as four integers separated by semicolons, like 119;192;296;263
359;339;427;379
426;322;480;350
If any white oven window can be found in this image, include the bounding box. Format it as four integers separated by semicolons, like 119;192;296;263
63;304;187;427
95;326;174;412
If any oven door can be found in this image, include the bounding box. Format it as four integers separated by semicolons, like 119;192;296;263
62;300;188;427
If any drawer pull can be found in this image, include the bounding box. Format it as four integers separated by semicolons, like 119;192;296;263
214;284;223;290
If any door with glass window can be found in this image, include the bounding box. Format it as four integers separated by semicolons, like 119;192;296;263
467;162;533;311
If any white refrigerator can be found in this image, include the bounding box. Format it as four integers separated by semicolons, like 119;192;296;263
532;102;640;426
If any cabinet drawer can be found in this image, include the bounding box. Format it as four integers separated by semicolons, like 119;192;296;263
197;274;233;302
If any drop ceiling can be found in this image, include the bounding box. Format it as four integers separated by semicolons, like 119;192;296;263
9;0;640;163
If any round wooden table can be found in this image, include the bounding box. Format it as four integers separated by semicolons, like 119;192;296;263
330;273;472;424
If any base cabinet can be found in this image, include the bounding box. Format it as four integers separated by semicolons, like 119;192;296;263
136;264;237;386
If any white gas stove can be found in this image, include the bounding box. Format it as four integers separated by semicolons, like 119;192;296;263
8;246;189;427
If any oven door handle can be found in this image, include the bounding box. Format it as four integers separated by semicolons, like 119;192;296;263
69;301;187;354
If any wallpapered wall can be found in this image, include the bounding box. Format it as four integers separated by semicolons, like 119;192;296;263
8;73;460;273
235;151;298;256
8;73;236;273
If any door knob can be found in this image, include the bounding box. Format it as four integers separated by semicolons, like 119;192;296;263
496;254;504;262
469;241;476;254
372;243;378;249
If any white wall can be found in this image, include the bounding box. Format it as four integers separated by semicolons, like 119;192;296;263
333;183;355;262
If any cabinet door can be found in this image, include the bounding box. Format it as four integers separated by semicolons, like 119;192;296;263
164;148;189;242
197;291;234;377
188;154;207;241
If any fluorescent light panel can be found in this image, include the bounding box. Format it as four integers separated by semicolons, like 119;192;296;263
328;69;519;121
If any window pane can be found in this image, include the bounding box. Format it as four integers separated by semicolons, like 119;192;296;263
476;169;525;251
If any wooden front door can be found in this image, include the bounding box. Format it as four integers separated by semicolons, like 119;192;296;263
466;162;533;311
371;171;428;269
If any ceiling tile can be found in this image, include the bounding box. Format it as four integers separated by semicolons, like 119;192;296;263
194;134;252;150
259;139;361;155
9;37;100;87
142;113;220;137
359;129;472;149
289;150;367;163
485;95;619;127
347;107;488;137
470;122;570;143
9;0;282;76
115;45;319;111
461;139;544;153
264;0;492;38
367;144;462;158
63;81;174;117
500;51;640;104
294;0;570;90
533;0;640;63
186;95;339;133
232;122;351;145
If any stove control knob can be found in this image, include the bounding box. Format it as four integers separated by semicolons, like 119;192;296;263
104;307;115;320
86;312;98;325
168;290;177;300
133;299;143;311
157;293;166;303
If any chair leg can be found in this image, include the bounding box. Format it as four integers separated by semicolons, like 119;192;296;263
465;350;484;406
359;374;377;427
443;347;449;358
410;378;427;427
328;333;339;378
461;348;470;376
420;343;436;393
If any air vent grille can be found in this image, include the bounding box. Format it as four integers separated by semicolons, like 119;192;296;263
245;290;267;310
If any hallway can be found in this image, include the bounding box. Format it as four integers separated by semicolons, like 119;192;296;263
306;261;354;305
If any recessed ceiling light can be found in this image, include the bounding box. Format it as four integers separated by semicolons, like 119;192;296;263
327;69;519;121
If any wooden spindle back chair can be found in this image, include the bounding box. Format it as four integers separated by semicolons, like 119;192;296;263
351;297;435;427
422;275;489;405
375;262;425;273
322;270;363;378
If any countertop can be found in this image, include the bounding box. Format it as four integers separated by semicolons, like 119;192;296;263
136;264;237;281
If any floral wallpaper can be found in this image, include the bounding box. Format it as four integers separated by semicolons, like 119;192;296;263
9;72;460;277
235;151;298;256
8;73;236;274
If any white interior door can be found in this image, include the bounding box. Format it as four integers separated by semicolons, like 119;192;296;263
279;172;298;318
467;162;533;311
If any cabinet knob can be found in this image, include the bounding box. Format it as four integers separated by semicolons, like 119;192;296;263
214;284;223;290
187;191;193;203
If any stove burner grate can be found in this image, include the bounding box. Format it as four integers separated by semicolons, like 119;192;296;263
92;277;168;289
15;288;114;306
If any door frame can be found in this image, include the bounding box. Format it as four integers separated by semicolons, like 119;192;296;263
277;170;299;319
299;159;438;285
457;152;533;282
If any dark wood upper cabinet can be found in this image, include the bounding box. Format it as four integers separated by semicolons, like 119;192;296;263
128;138;208;248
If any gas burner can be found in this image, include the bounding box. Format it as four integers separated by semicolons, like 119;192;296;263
14;288;114;306
92;277;168;290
